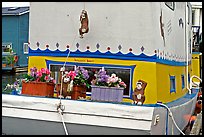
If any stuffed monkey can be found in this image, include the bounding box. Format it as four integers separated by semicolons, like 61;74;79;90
132;80;147;105
56;73;72;98
79;10;89;38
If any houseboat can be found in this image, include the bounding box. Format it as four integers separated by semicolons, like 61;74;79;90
2;2;202;135
2;6;29;72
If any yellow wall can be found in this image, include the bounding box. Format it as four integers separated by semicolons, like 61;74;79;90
28;56;192;104
192;53;202;82
28;56;157;104
156;63;190;103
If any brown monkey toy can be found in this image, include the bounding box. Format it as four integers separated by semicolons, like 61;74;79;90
55;73;72;99
79;10;89;38
132;80;147;105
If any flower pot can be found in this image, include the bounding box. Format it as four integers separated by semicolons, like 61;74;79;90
91;86;124;103
2;64;6;67
9;64;14;67
22;81;55;97
71;85;87;100
55;83;72;98
80;85;87;98
71;85;82;100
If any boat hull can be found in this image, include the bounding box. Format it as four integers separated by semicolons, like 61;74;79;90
2;116;151;135
2;88;198;135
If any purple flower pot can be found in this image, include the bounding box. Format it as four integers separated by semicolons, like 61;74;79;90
91;86;124;103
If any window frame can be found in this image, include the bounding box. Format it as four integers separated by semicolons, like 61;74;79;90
46;60;135;98
170;75;176;93
23;43;29;54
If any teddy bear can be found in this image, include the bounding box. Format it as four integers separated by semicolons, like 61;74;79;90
132;80;147;105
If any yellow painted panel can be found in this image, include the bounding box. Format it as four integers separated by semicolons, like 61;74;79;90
28;56;157;104
156;63;189;103
28;56;193;104
192;53;201;81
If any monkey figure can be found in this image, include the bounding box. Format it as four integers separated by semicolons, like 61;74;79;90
79;10;89;38
55;73;72;99
132;80;147;105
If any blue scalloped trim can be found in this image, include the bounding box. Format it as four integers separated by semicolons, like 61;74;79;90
28;47;188;66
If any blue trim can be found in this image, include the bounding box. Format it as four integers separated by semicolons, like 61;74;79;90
28;48;189;66
45;60;136;98
170;76;176;93
181;74;185;89
188;73;190;84
192;52;201;54
166;109;169;135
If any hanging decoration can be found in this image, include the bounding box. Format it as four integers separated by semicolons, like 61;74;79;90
79;10;89;38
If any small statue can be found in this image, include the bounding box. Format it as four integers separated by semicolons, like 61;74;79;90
56;72;72;99
132;80;147;105
79;10;89;38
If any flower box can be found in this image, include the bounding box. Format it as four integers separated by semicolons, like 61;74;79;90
91;85;124;103
22;81;55;97
71;85;87;100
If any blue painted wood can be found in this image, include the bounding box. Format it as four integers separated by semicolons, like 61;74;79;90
2;12;29;67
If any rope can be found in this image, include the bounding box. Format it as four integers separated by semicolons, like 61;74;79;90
84;2;86;10
57;11;79;135
57;104;69;135
157;102;185;135
59;11;78;103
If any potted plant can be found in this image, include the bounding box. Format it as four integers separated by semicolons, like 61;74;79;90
63;66;90;100
21;67;56;97
91;68;127;102
3;78;22;95
6;55;15;67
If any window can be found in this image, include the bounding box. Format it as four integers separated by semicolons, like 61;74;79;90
48;63;132;97
181;75;185;89
188;73;190;84
170;75;176;93
77;66;131;96
104;67;131;96
50;65;75;84
23;43;29;54
165;2;175;11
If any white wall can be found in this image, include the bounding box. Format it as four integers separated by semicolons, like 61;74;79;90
29;2;189;62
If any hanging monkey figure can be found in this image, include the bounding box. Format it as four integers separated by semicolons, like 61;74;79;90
79;10;89;38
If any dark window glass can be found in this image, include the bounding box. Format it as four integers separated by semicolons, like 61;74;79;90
105;67;131;96
170;75;176;93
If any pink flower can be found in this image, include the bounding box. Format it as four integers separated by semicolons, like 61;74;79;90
45;68;50;75
36;78;40;82
41;68;46;74
44;76;49;81
37;71;42;77
119;81;127;88
52;80;56;84
68;71;77;80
